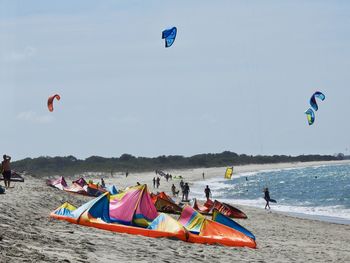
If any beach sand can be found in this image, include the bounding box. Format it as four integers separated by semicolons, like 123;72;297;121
1;160;350;262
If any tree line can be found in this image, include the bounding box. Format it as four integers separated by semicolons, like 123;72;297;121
11;151;344;177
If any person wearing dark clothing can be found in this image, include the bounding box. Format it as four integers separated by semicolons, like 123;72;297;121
2;155;11;189
100;178;105;188
179;180;184;191
182;183;190;202
156;177;160;189
264;187;271;210
204;185;211;200
202;172;205;179
153;177;156;188
126;171;129;178
171;184;179;197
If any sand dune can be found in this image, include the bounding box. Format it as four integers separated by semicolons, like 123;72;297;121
1;160;350;262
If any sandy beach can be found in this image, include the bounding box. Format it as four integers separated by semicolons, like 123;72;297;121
1;160;350;262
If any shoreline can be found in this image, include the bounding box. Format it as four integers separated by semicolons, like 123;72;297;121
184;160;350;225
278;211;350;225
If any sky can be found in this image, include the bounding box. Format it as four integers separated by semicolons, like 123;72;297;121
1;0;350;161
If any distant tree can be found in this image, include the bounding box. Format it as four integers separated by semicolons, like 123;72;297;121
120;154;136;161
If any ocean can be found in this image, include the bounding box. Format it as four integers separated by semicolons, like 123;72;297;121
191;164;350;224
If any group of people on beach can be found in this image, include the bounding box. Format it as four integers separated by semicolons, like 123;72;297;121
152;170;215;203
155;170;172;181
125;168;275;211
179;179;191;202
152;177;161;188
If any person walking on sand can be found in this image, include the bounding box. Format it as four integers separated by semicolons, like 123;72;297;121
2;155;11;189
264;187;271;210
153;177;156;188
156;177;160;189
204;185;211;201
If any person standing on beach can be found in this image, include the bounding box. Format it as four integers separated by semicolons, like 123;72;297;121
204;185;211;201
171;184;178;196
2;155;11;189
100;178;105;188
125;171;129;178
182;183;190;202
179;179;184;191
156;177;160;189
264;187;271;210
153;177;156;188
202;172;205;179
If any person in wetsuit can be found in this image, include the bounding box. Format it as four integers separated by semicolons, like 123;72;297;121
204;185;211;201
264;187;271;210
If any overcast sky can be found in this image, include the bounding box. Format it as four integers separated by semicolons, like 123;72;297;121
1;0;350;161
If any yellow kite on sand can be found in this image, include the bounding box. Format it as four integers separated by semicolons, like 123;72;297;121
224;167;233;179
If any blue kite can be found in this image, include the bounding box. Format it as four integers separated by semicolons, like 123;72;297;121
310;91;325;111
162;27;177;48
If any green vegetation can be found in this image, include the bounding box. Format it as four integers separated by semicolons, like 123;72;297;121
12;151;343;177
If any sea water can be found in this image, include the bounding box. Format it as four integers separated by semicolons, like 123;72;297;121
191;164;350;224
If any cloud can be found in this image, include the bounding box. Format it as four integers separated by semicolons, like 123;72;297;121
3;47;37;62
17;111;53;124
